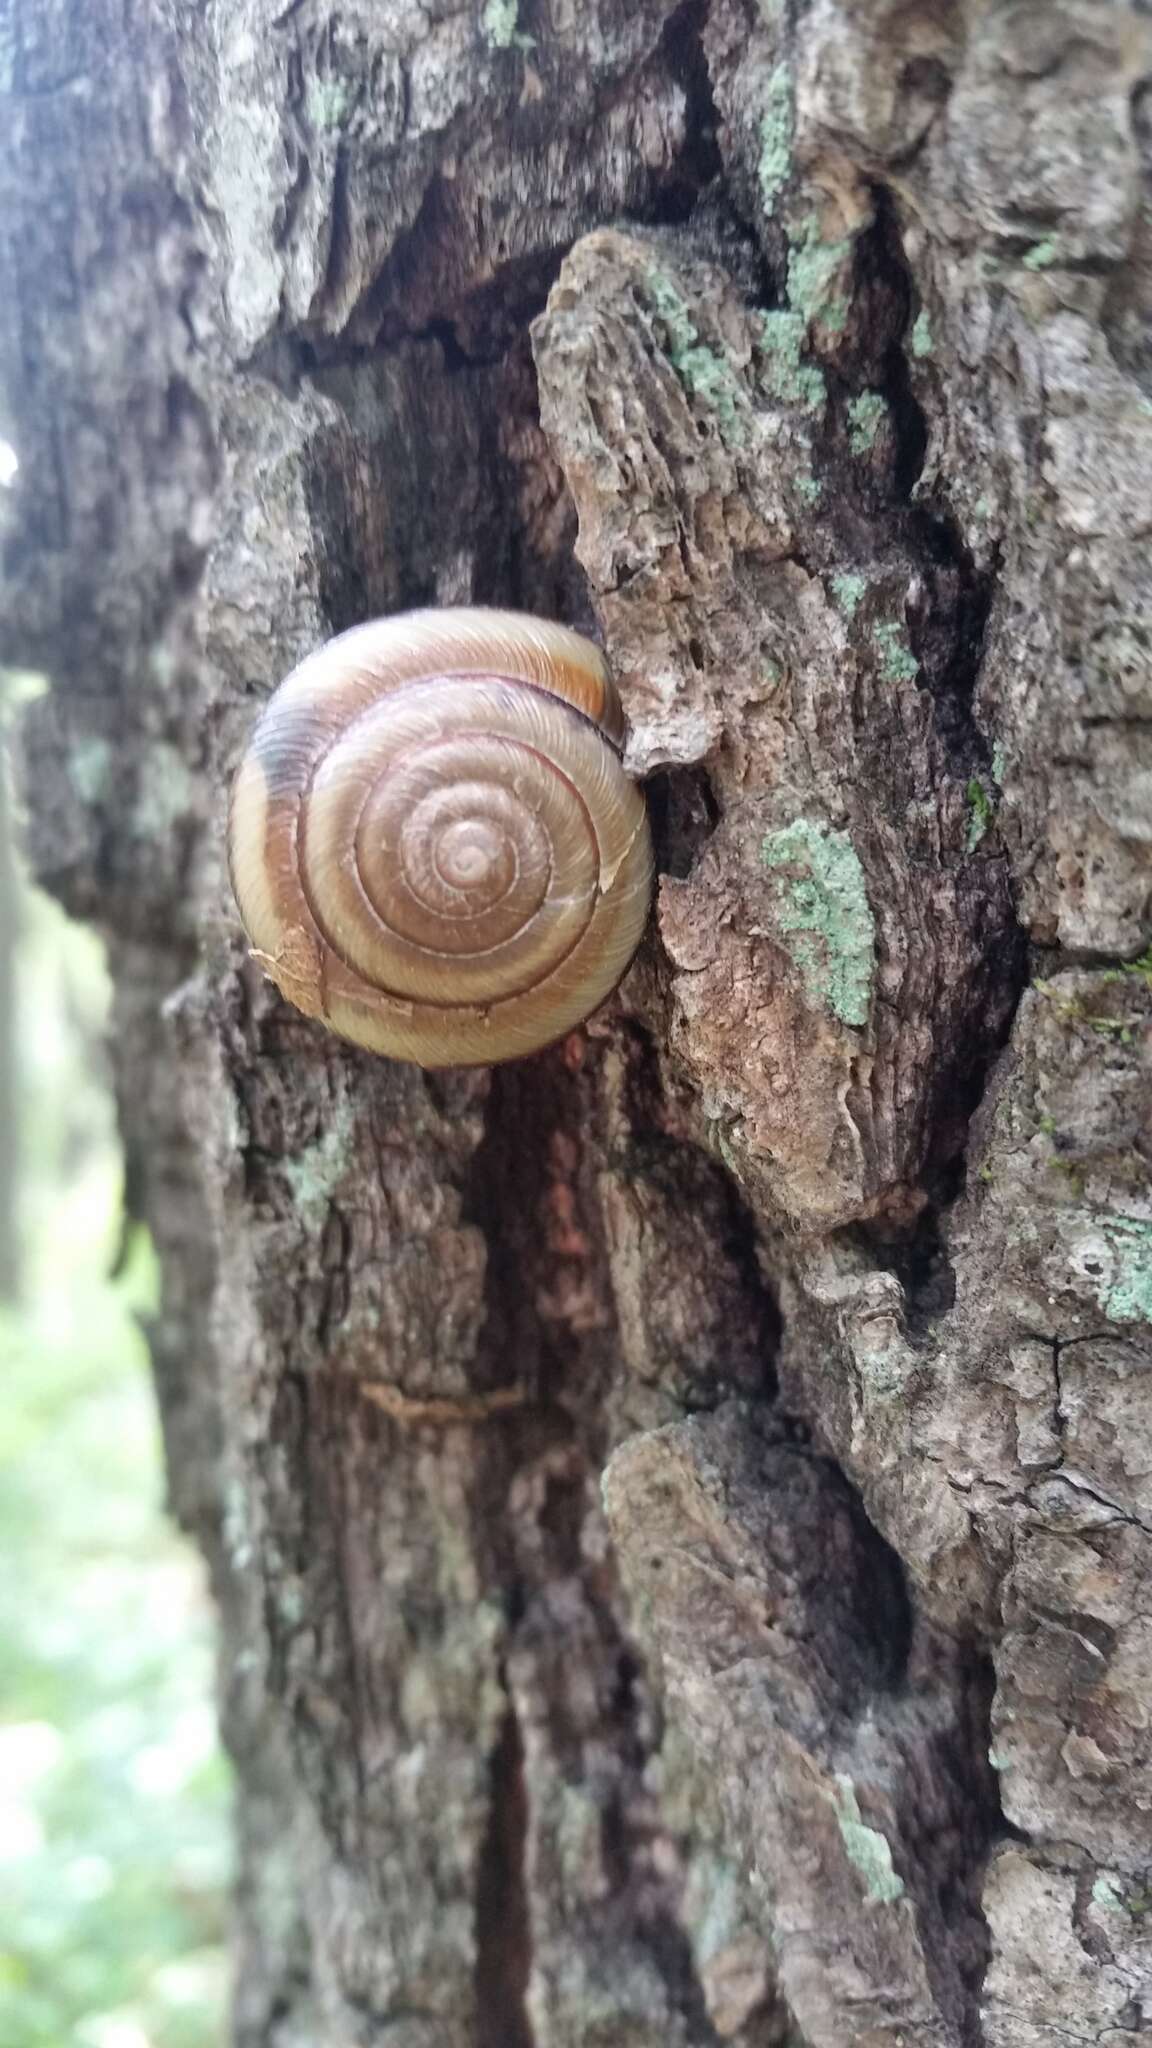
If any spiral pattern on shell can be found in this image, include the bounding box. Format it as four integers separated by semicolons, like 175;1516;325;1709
227;608;654;1067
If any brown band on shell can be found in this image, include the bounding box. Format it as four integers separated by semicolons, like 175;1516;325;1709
228;608;652;1067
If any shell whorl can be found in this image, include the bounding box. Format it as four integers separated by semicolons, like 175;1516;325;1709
227;608;653;1067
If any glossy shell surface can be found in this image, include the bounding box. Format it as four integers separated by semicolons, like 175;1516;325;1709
228;608;653;1066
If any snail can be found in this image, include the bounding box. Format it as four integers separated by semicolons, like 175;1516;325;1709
228;607;654;1067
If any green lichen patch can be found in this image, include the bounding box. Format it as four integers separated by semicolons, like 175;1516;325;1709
685;1851;746;1966
755;310;827;415
966;777;994;851
847;392;887;455
991;740;1006;784
787;216;851;333
1102;1217;1152;1325
481;0;533;48
282;1098;357;1230
69;736;114;804
648;271;746;446
910;310;933;359
832;1778;906;1905
757;65;794;209
872;621;919;684
133;741;197;839
831;572;867;620
1022;237;1059;271
761;819;875;1028
306;77;352;129
795;476;822;505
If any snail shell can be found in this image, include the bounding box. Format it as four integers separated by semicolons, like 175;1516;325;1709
228;607;653;1067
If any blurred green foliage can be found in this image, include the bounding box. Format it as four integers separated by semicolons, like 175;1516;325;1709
0;734;230;2048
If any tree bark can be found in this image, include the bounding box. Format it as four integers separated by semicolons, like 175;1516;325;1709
3;3;1151;2045
0;673;19;1301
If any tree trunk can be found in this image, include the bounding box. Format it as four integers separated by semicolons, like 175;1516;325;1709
0;673;19;1302
3;3;1151;2043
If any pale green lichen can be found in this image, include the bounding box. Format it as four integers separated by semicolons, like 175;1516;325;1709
910;310;933;359
787;216;851;333
649;271;746;445
223;1477;254;1572
853;1336;913;1399
276;1577;306;1627
69;736;114;804
282;1098;356;1230
306;77;351;129
149;643;179;689
847;392;887;455
691;1856;745;1965
481;0;532;47
966;777;994;851
1;668;47;711
1102;1217;1152;1325
832;1779;905;1904
796;476;822;505
1090;1872;1152;1918
761;819;875;1027
831;572;867;620
873;620;919;684
134;741;197;839
755;310;826;414
1092;1875;1126;1913
757;65;793;208
1022;237;1060;271
991;741;1006;784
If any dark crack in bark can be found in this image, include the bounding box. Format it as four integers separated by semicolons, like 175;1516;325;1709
475;1697;535;2048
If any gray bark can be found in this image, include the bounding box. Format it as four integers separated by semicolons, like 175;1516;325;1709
2;3;1151;2046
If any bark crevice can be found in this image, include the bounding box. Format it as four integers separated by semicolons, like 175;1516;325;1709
475;1698;535;2048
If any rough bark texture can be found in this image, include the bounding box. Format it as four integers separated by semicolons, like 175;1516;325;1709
0;678;18;1301
3;3;1152;2045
